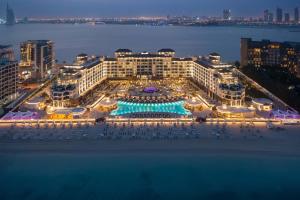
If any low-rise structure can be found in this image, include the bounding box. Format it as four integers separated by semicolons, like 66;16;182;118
252;98;273;111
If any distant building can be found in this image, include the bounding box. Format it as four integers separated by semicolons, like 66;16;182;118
264;10;269;22
284;13;290;23
5;3;16;25
276;8;283;23
20;17;29;24
0;18;6;24
19;40;55;82
241;38;300;77
269;13;274;23
0;45;18;106
263;10;274;23
295;7;299;23
223;9;231;20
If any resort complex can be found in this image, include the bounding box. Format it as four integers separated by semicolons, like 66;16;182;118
48;49;248;119
0;47;299;124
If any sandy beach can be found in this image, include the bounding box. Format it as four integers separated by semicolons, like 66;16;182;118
1;122;300;156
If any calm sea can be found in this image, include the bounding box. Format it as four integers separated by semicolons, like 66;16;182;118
1;153;300;200
1;24;300;62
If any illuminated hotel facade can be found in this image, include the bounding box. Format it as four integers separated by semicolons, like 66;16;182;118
52;54;105;107
0;45;18;106
19;40;55;82
51;49;245;108
241;38;300;77
104;49;193;79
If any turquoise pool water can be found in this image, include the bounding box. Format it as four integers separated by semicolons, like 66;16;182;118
110;101;191;116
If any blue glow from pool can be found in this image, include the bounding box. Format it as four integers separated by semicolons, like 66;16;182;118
111;101;192;116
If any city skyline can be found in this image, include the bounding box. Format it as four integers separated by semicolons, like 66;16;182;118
1;0;299;18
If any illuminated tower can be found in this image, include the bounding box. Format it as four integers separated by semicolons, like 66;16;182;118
0;45;18;105
20;40;55;82
5;3;15;25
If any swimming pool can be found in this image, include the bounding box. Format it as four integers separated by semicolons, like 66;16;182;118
110;101;192;116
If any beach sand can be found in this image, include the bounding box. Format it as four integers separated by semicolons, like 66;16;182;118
0;123;300;156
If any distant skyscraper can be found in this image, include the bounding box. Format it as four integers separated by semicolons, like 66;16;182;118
295;7;299;23
263;10;274;23
269;13;274;23
223;9;231;20
19;40;55;82
264;10;269;22
5;3;15;25
276;7;283;23
0;45;18;106
284;13;290;23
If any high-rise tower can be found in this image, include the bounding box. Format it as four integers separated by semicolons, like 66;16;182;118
223;9;231;20
295;7;299;23
0;45;18;106
19;40;55;82
6;3;15;25
264;10;269;22
276;7;283;23
284;13;290;23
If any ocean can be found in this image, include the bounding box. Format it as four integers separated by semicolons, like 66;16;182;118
1;24;300;63
1;152;300;200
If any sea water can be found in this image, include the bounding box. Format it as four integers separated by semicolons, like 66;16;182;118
1;24;300;63
1;153;300;200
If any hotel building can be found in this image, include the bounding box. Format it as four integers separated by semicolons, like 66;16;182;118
19;40;55;82
51;49;245;108
193;53;245;106
0;45;18;106
104;49;193;79
51;54;105;108
241;38;300;77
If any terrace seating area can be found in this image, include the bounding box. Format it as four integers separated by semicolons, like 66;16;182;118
51;84;77;101
122;112;182;118
120;96;183;104
219;83;244;92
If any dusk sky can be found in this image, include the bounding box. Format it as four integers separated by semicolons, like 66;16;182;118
1;0;300;17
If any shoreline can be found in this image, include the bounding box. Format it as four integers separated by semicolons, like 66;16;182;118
1;122;300;156
1;138;300;157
